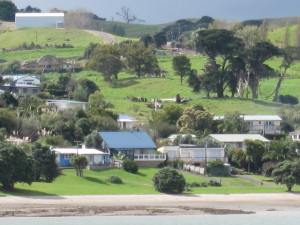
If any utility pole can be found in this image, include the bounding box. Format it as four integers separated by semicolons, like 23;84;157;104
74;140;82;155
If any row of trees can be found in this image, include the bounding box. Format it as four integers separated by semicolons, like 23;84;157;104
172;29;300;101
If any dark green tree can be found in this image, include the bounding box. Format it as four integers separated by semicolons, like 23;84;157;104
123;41;159;77
84;43;99;59
0;141;35;190
272;160;300;191
264;139;298;162
221;111;247;133
78;78;99;97
242;41;282;99
244;139;265;172
152;167;186;193
87;44;123;81
0;108;17;134
32;144;60;182
140;34;153;47
172;55;191;85
0;0;18;22
153;32;167;48
193;29;244;98
122;159;138;173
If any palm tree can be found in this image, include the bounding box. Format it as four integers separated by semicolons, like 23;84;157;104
264;139;298;162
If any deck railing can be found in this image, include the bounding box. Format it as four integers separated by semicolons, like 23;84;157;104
134;154;166;161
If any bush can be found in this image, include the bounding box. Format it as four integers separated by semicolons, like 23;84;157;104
186;180;221;188
167;159;184;169
279;95;299;105
107;176;123;184
152;167;186;193
122;159;138;174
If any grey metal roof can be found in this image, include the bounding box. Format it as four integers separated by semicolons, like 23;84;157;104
208;134;270;143
99;131;156;149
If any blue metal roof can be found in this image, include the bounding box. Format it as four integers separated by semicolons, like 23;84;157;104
99;131;156;149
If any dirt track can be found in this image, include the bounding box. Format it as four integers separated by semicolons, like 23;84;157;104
1;193;300;217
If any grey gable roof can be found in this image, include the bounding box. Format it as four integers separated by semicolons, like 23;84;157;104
99;131;156;149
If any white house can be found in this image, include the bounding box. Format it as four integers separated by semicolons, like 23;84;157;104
206;134;270;149
53;147;110;169
15;13;65;29
45;99;87;111
158;144;226;165
214;115;282;134
1;75;41;97
117;115;137;130
289;131;300;141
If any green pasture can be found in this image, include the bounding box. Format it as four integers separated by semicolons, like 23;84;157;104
0;28;103;50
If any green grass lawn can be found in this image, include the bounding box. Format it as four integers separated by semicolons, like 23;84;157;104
1;168;299;196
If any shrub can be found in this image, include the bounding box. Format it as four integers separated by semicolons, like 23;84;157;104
152;167;186;193
167;159;184;169
279;95;299;105
107;176;123;184
122;159;138;174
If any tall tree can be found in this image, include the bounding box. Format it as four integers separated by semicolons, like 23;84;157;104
172;55;191;84
140;34;153;47
272;47;299;102
0;0;17;22
244;139;265;172
193;29;243;97
0;141;35;190
242;41;282;99
87;44;123;81
123;41;159;77
153;32;167;48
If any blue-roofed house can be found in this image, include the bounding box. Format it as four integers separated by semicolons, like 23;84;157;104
117;114;137;130
99;131;166;167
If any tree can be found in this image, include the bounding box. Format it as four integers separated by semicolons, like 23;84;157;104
140;34;153;47
73;85;88;102
0;108;17;134
221;111;248;133
116;6;144;24
123;41;159;77
244;139;265;172
176;105;214;133
87;44;123;81
153;32;167;48
152;167;186;193
242;41;282;99
19;116;41;142
0;141;35;190
193;29;243;97
32;144;60;182
264;139;298;162
172;55;191;85
70;155;88;177
85;130;102;149
88;91;113;109
0;0;17;22
272;160;300;191
20;5;41;13
0;92;18;108
84;43;99;59
65;9;93;29
271;47;299;102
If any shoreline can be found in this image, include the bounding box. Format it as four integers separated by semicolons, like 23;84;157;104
1;193;300;217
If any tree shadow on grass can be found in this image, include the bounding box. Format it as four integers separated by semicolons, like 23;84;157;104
0;188;64;199
110;78;140;88
136;172;146;177
83;176;108;185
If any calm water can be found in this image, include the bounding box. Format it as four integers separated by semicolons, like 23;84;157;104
1;214;300;225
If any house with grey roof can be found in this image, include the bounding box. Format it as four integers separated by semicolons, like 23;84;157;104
214;114;282;134
45;99;87;111
99;131;166;167
206;134;270;150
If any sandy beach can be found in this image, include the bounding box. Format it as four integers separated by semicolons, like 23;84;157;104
1;193;300;217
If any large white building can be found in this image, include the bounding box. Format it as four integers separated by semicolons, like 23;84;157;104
15;13;65;29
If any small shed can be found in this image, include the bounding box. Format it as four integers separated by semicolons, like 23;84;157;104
117;115;137;130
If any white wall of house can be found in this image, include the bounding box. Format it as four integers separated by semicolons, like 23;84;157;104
246;120;281;134
289;131;300;141
15;13;64;29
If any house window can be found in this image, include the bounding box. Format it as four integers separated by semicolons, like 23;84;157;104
64;154;73;160
258;121;262;125
23;88;27;94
